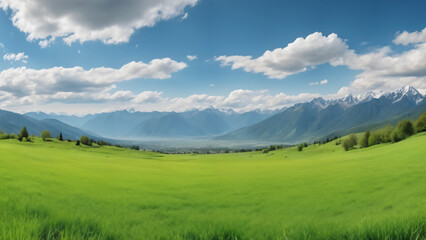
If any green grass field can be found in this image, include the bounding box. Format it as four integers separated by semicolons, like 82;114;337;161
0;134;425;240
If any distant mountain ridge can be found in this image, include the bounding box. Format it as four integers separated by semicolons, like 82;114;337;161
218;86;426;143
16;86;426;142
25;108;280;139
0;109;98;140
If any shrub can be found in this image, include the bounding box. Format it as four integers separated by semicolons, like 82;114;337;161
297;144;304;152
40;130;51;141
342;134;357;151
80;136;91;146
0;130;9;140
97;140;111;146
57;133;63;141
130;145;140;151
414;112;426;133
380;125;393;143
76;140;80;146
342;139;350;151
360;131;370;148
364;125;395;147
391;120;414;142
368;132;382;146
348;134;357;146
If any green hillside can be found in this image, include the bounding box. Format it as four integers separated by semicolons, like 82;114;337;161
0;134;425;239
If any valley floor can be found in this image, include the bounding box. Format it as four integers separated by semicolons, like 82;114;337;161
0;134;425;239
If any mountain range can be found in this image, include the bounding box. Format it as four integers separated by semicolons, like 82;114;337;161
0;86;424;144
219;86;426;143
24;108;279;139
0;109;98;140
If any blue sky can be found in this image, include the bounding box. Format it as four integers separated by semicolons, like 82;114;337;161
0;0;425;114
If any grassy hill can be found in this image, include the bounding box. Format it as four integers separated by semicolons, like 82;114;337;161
0;134;425;239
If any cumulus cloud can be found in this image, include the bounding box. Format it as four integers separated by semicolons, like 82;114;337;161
393;28;426;45
216;32;349;79
3;52;28;63
166;89;320;112
337;42;426;94
39;37;55;48
309;79;328;86
216;30;426;94
0;86;321;114
0;0;198;46
132;91;164;104
0;58;186;103
186;55;197;61
1;29;426;114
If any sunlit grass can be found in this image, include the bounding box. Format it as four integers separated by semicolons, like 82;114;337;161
0;133;425;239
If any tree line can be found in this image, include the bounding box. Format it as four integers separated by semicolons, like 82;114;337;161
0;127;142;151
342;112;426;151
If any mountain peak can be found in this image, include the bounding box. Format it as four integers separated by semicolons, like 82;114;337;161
401;85;420;95
309;97;329;109
343;94;356;103
389;86;423;104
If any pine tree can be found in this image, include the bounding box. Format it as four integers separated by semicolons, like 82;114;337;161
19;127;29;142
58;133;63;141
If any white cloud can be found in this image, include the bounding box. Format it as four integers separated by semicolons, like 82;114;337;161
1;29;426;114
181;12;189;20
0;86;321;114
3;52;28;62
0;42;4;50
132;91;163;104
0;0;199;46
186;55;197;61
217;30;426;95
309;79;328;86
216;32;349;79
393;28;426;45
209;84;215;87
39;37;55;48
0;58;186;101
166;89;320;112
337;41;426;94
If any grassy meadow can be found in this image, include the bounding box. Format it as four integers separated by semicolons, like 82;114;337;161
0;133;425;239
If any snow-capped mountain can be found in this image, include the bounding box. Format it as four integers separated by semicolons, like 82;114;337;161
219;86;426;143
17;86;426;141
310;97;329;110
323;86;423;110
382;86;424;104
